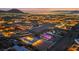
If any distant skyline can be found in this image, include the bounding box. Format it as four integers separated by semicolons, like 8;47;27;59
0;8;79;13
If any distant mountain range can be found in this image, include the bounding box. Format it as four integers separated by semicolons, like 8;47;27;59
51;10;79;14
0;9;23;13
0;9;79;14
